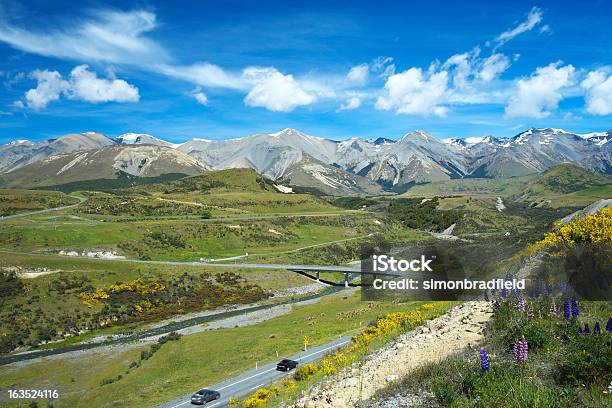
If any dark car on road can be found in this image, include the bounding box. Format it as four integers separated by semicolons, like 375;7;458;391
276;358;298;371
190;389;220;405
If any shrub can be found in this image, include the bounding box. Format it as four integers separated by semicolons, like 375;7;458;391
502;319;551;353
555;333;612;386
293;363;319;381
242;387;279;408
0;271;24;298
431;377;456;406
158;331;182;344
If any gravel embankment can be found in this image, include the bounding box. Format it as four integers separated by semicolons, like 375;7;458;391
296;301;493;408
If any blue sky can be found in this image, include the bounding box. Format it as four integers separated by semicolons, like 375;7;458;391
0;0;611;143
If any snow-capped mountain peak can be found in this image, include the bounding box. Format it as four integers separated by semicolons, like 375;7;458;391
114;133;173;147
400;130;434;141
1;127;611;193
4;140;33;146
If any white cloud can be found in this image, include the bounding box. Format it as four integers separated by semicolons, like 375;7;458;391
158;63;245;90
581;70;612;115
17;65;139;110
477;54;511;82
346;64;369;86
540;24;551;34
443;52;472;89
371;56;396;78
441;49;511;92
375;67;449;116
339;97;362;111
505;62;575;118
191;87;209;106
0;8;250;92
0;10;167;65
23;69;68;110
242;67;316;112
495;7;543;47
66;65;139;103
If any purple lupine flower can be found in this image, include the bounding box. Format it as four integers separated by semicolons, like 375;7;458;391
578;326;583;335
586;354;593;362
501;287;507;299
479;348;490;373
494;300;500;310
561;334;570;343
513;338;528;362
563;299;571;320
571;298;580;318
549;301;557;316
594;322;601;335
517;296;526;312
484;291;489;302
528;303;534;318
583;324;590;334
606;318;612;333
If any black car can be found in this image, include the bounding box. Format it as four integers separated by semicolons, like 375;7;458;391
190;389;220;405
276;358;298;371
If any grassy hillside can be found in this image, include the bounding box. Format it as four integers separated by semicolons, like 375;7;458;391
134;168;278;194
401;177;531;198
511;163;612;208
0;189;79;216
122;168;337;216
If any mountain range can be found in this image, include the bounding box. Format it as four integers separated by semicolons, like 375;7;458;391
0;127;610;194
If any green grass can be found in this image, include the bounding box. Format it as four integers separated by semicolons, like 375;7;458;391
400;177;531;198
0;211;394;261
510;163;612;208
0;251;313;353
0;189;79;216
0;291;433;408
371;298;612;407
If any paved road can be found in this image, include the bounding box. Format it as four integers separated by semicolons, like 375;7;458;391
0;195;86;221
158;336;351;408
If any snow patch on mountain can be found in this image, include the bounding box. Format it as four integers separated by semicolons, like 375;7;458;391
274;184;293;193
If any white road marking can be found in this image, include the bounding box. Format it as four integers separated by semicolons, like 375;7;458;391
250;382;267;390
167;339;350;408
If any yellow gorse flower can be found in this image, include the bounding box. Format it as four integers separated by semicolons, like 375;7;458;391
537;207;612;248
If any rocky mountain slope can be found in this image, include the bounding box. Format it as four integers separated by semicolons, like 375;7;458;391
0;144;210;188
1;127;610;193
0;132;114;173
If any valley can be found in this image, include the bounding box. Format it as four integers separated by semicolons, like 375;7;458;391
0;132;610;408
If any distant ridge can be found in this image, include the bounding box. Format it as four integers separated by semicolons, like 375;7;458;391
1;127;611;194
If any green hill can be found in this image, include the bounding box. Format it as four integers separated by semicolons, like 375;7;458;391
511;163;612;207
518;163;610;194
133;168;278;194
400;176;531;198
